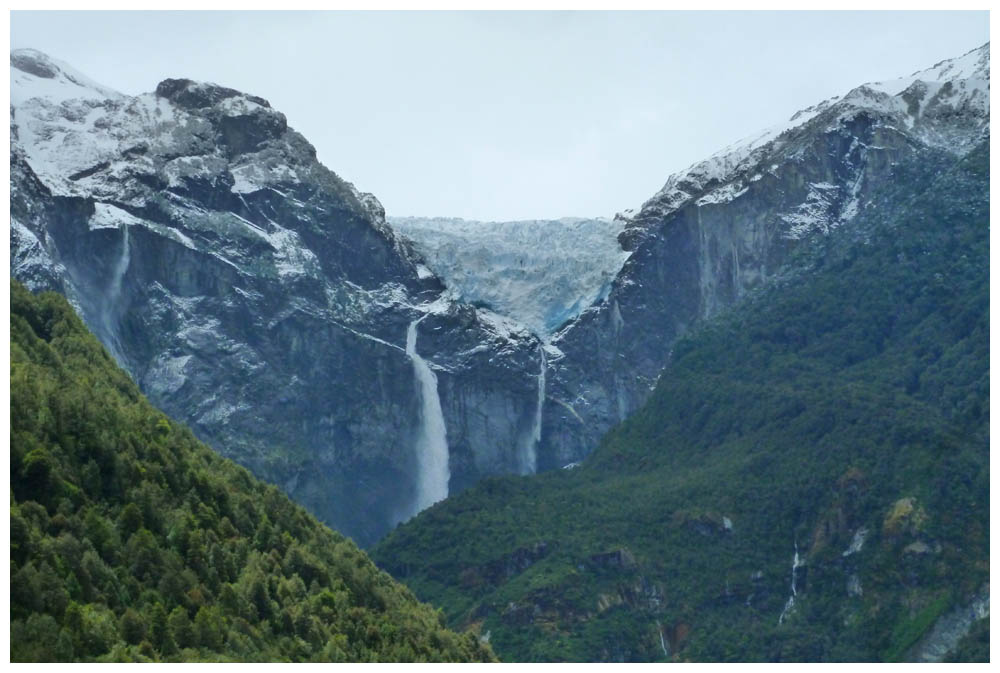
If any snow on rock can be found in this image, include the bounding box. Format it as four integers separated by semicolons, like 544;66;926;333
229;157;301;194
631;43;990;230
636;99;833;222
263;224;321;279
779;182;844;240
10;217;58;287
217;94;268;117
89;202;148;230
11;49;416;298
389;216;631;338
866;42;990;99
10;48;124;107
695;182;749;207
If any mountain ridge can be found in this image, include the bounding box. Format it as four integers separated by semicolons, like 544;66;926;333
618;41;989;230
533;41;989;468
372;137;990;662
9;42;990;548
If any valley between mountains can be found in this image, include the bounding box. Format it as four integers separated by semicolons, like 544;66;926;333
10;42;989;662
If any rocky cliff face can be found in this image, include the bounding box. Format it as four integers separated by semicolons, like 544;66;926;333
10;44;989;545
10;48;545;546
537;43;990;468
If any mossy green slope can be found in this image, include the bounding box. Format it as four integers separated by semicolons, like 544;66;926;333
9;281;496;663
372;142;989;662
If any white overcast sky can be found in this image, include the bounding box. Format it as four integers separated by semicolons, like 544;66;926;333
9;11;989;221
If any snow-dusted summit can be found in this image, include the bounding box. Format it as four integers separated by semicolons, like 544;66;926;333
622;42;990;237
10;48;124;105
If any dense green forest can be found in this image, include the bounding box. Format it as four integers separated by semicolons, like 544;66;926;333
372;142;990;662
9;281;495;662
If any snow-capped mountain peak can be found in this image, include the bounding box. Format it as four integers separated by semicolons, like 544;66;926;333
902;41;989;85
848;42;989;116
628;42;990;231
11;48;124;106
10;47;432;308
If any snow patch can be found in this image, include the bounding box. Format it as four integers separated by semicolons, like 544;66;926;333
10;218;58;285
476;308;534;341
780;181;853;240
218;95;266;117
230;162;300;194
696;182;749;207
89;202;146;230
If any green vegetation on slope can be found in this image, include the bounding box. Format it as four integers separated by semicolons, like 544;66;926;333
372;142;989;662
9;281;495;663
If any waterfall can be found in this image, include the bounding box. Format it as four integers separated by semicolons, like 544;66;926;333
520;344;547;474
101;223;131;365
406;315;450;515
732;238;741;299
656;621;670;658
778;541;805;625
842;527;869;556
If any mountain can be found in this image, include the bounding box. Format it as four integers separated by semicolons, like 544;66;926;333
371;137;989;662
10;48;553;545
9;43;989;549
533;42;990;466
10;280;496;662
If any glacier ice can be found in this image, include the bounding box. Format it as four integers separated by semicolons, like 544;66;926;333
389;216;631;338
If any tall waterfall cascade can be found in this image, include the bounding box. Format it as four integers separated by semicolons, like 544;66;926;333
519;345;547;474
406;315;451;517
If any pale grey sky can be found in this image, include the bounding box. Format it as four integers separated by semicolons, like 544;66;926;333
10;11;989;220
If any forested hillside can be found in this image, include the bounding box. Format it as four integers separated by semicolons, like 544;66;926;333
372;142;989;662
9;281;495;663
